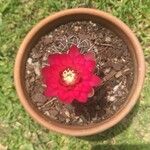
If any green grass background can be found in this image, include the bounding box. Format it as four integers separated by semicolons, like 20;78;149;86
0;0;150;149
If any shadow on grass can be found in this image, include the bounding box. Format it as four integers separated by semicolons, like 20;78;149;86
91;144;150;150
79;100;140;142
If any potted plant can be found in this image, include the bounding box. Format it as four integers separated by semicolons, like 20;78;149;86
14;8;145;136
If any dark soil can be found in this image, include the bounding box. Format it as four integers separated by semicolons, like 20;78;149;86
25;21;134;125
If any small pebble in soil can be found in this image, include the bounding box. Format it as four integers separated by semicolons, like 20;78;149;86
115;71;123;78
27;58;32;64
107;95;116;102
105;36;111;42
33;62;41;76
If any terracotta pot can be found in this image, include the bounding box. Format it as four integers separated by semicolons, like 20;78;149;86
14;8;145;136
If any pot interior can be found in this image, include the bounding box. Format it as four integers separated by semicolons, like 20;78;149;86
19;11;139;133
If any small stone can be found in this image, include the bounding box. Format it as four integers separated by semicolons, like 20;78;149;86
89;21;96;27
112;105;117;111
104;68;111;74
92;116;98;121
107;96;116;102
74;26;79;32
113;82;122;92
105;37;111;42
27;70;31;74
78;118;83;123
29;77;35;83
33;62;40;76
89;21;92;24
93;23;96;27
64;110;70;117
44;111;50;116
114;58;118;62
94;47;98;53
115;71;122;78
48;34;53;38
27;58;32;65
66;118;70;123
80;115;87;123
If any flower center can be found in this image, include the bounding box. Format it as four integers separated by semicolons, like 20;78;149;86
62;68;77;85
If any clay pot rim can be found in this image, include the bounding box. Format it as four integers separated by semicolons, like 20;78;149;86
14;8;145;136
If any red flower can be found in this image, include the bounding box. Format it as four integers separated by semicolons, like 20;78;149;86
42;45;102;103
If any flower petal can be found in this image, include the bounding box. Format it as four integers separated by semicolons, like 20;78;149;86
41;66;51;79
48;53;61;65
81;82;92;93
84;52;95;61
73;55;85;65
77;93;88;103
84;60;96;72
81;72;92;80
58;91;74;104
90;75;102;86
60;54;73;66
68;45;81;57
44;87;58;97
64;97;74;104
42;66;60;84
73;90;80;98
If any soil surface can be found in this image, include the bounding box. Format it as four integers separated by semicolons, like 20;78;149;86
25;21;134;125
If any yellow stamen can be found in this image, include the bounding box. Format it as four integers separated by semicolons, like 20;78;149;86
62;68;76;85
